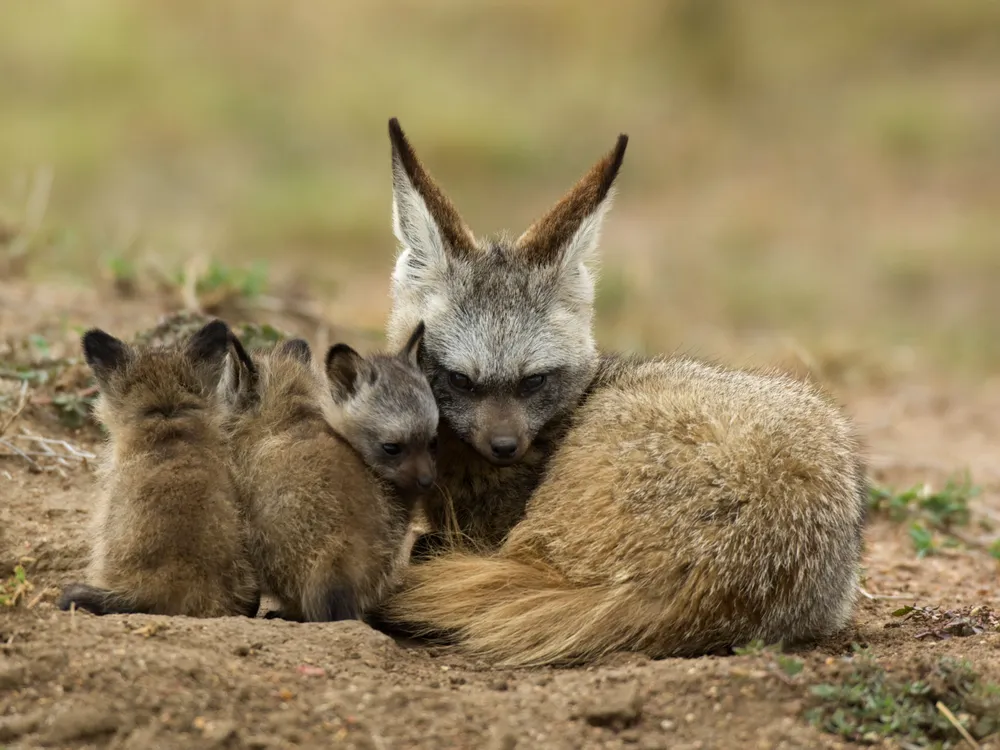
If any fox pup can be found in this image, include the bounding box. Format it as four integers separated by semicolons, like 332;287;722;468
57;320;259;618
221;323;437;623
379;118;868;666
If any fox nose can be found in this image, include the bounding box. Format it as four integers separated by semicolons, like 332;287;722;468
490;436;519;459
417;473;435;490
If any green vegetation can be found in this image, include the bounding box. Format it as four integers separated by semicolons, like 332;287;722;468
806;647;1000;748
2;1;1000;372
868;474;987;558
732;639;805;680
0;302;290;432
0;565;31;608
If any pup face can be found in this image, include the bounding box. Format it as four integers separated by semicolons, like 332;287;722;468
326;322;439;494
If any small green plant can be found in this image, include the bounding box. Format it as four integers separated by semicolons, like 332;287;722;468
806;650;1000;747
868;473;981;557
909;521;937;559
0;565;31;607
51;391;97;429
732;638;768;656
733;639;804;680
776;654;804;678
235;322;287;352
106;254;138;296
27;333;52;359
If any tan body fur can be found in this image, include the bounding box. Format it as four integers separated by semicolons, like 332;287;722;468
223;344;419;622
59;322;259;618
379;119;869;665
389;354;867;665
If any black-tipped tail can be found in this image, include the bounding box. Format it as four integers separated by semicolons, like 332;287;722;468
57;582;142;616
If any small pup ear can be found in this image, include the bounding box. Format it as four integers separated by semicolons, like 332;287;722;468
325;343;366;401
186;319;237;392
222;331;259;406
186;319;232;366
276;338;312;365
82;329;130;383
399;320;426;367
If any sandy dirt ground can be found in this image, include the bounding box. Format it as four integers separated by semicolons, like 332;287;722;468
1;279;998;750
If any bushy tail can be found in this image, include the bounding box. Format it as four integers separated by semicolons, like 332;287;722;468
382;552;659;667
57;582;144;616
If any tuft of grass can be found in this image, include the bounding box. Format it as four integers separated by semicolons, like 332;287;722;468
105;254;138;297
732;638;804;680
51;390;97;429
806;648;1000;747
131;311;290;352
868;473;982;557
194;259;269;303
0;565;32;608
733;638;769;656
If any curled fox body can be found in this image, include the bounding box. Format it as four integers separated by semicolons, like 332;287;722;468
379;119;868;665
222;326;437;623
57;321;259;618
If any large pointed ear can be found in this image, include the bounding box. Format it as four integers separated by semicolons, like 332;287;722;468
325;343;368;402
514;134;628;270
398;320;425;367
388;118;478;284
276;338;312;365
81;329;130;385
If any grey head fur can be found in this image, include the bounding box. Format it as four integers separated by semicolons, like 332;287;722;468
325;321;439;495
384;117;628;465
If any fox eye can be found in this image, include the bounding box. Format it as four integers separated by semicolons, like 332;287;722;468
448;371;474;392
429;436;438;452
381;443;402;456
519;373;547;395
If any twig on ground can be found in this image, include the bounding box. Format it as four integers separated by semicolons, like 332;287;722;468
0;380;30;436
858;585;912;601
935;701;981;749
0;438;41;471
0;430;95;471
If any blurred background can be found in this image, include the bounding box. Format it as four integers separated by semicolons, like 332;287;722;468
2;0;999;378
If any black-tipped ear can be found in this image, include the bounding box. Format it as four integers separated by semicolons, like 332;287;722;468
399;320;425;367
277;338;312;365
389;117;477;264
514;133;628;268
82;329;130;382
325;343;365;401
186;319;232;365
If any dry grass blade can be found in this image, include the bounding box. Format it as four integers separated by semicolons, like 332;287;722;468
0;380;31;437
5;165;53;266
0;430;95;472
858;585;912;601
935;701;981;749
